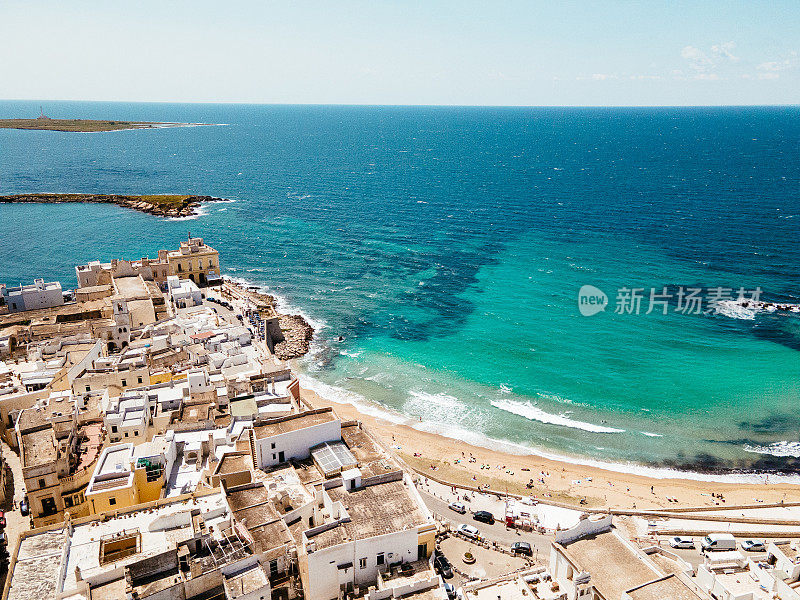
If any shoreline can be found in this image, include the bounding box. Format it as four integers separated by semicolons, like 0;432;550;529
223;279;315;360
222;273;800;486
0;193;225;218
299;379;800;511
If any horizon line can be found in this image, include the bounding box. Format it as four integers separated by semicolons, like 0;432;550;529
1;98;799;109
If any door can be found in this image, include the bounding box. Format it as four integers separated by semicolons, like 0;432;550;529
278;451;285;462
418;543;427;560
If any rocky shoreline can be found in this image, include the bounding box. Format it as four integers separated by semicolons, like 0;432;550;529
225;282;314;360
274;314;315;360
0;193;223;218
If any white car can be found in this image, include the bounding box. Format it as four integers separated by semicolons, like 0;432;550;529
448;501;467;514
669;536;695;549
741;539;766;552
457;524;479;539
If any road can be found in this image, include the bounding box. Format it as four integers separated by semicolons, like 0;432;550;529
419;488;553;560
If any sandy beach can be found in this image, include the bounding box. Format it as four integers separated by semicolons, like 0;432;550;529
301;387;800;511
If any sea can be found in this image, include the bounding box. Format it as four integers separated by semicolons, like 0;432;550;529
1;100;799;480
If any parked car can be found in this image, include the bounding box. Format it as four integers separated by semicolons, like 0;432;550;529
444;583;457;600
701;533;736;552
434;555;453;579
511;541;532;556
20;498;29;516
741;539;766;552
448;501;466;514
457;524;480;539
473;510;494;525
668;536;695;549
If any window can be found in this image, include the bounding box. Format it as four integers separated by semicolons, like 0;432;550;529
109;497;116;506
359;558;367;569
137;376;142;384
124;432;128;437
64;496;74;508
178;264;183;272
38;478;46;489
121;379;127;387
85;386;91;392
271;442;276;449
133;430;138;436
377;553;385;566
272;453;276;460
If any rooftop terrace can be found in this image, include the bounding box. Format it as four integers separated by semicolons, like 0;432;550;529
309;479;429;550
559;531;659;600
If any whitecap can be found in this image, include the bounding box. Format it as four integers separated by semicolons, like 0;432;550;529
490;398;625;434
744;441;800;458
641;431;663;437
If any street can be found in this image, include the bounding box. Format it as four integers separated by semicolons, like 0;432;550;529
419;488;553;561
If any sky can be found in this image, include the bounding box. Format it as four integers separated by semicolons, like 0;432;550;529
0;1;798;106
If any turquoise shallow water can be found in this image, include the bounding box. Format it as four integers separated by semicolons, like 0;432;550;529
1;101;799;475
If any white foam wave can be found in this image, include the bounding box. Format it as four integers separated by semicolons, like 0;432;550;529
339;350;363;358
714;300;756;320
299;374;406;425
409;419;800;484
641;431;663;437
490;398;625;434
298;373;800;485
167;205;208;221
407;390;464;410
744;441;800;458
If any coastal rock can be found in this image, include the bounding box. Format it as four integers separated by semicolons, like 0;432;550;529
273;314;314;361
0;193;222;218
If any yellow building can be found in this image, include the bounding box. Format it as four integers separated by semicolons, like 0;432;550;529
85;438;174;515
159;236;221;287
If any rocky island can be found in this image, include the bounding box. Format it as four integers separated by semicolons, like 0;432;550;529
0;193;223;218
0;117;204;132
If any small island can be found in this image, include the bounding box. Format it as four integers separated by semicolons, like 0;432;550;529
0;193;223;218
0;117;202;132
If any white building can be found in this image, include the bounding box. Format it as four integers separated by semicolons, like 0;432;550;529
167;275;203;308
300;473;437;600
250;409;341;469
103;391;152;444
549;515;709;600
1;279;64;313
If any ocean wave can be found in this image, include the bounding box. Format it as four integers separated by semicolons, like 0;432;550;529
714;300;756;320
167;205;208;221
406;390;464;411
714;298;800;320
744;441;800;458
490;398;625;434
299;374;407;424
641;431;664;437
410;419;800;484
299;373;800;484
339;350;363;358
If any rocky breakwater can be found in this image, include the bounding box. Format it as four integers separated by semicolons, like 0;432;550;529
274;314;314;360
0;193;223;218
226;283;314;361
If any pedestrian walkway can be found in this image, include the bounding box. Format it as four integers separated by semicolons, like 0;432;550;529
1;439;31;552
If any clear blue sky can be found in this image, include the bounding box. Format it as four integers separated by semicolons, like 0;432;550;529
1;1;798;106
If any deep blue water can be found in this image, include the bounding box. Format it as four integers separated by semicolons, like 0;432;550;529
1;101;799;475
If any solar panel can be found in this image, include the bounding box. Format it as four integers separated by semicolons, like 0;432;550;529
311;441;357;476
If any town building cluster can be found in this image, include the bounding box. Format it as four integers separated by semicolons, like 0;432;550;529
0;239;443;600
